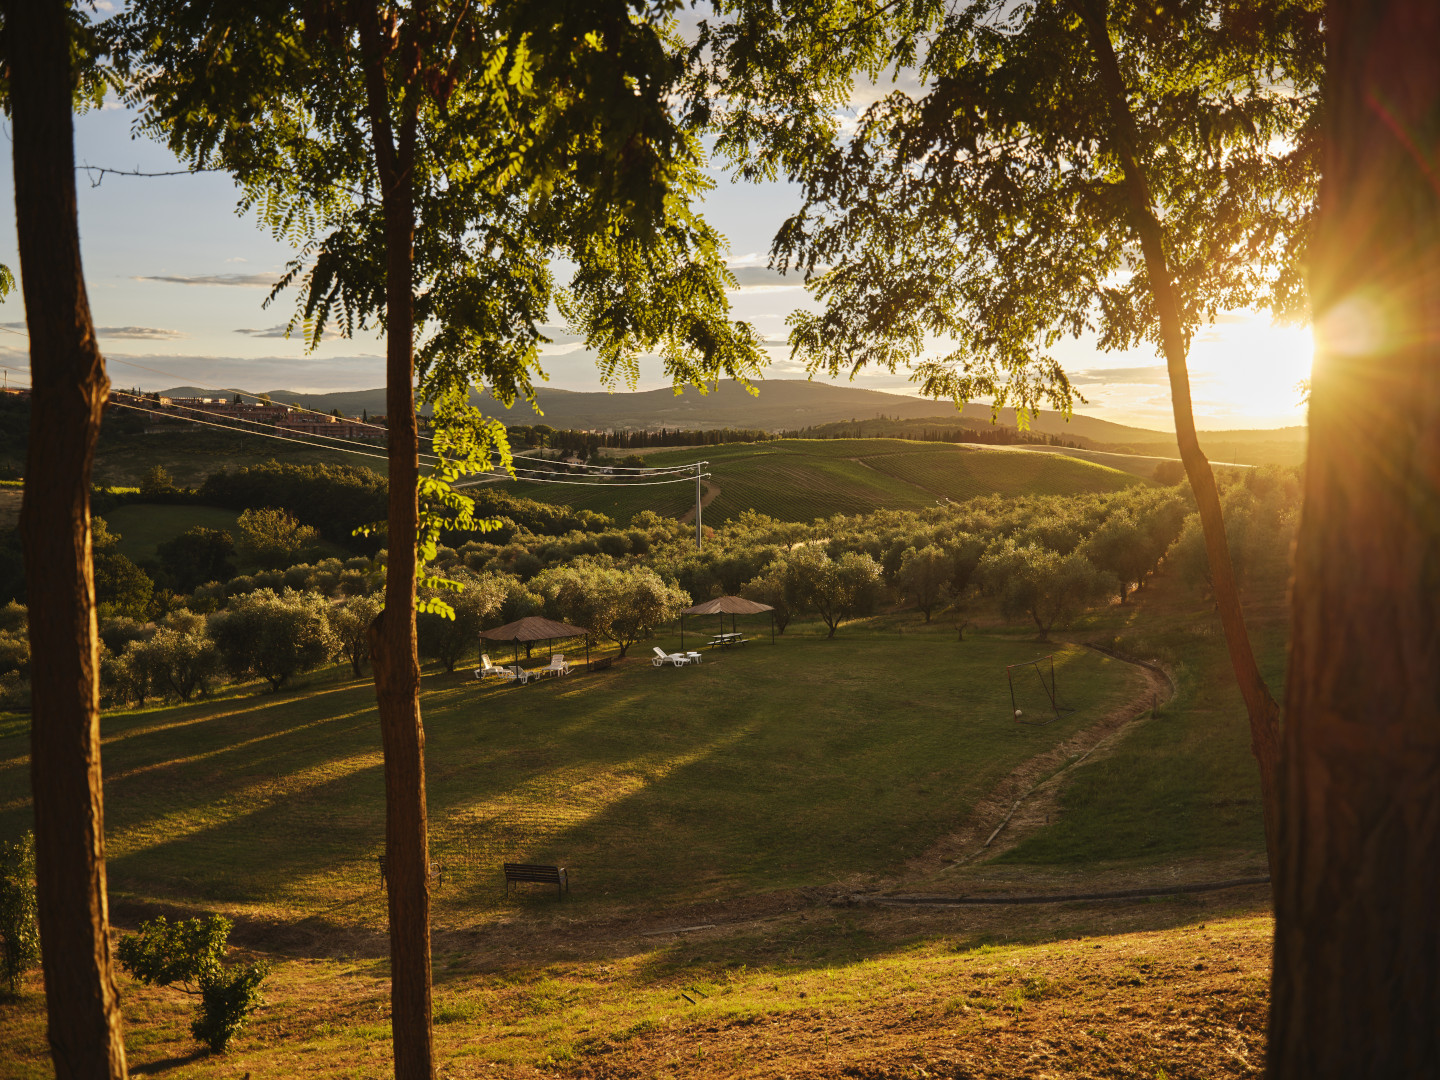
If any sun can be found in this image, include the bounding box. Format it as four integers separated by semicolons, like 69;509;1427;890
1186;313;1314;425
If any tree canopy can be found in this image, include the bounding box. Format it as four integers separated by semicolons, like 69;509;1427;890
697;0;1321;415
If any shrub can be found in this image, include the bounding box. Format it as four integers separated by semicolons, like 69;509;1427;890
117;915;268;1053
0;601;25;635
0;832;39;995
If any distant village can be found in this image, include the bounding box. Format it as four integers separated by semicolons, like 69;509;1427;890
105;389;389;442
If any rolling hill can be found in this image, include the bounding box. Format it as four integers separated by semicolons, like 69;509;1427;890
498;438;1145;525
157;378;1306;463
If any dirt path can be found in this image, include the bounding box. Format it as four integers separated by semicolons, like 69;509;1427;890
679;480;720;524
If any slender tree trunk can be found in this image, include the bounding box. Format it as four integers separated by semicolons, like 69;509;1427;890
1269;2;1440;1073
359;9;434;1078
1077;0;1282;881
10;2;129;1076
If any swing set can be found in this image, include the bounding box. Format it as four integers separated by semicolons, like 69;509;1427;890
1005;654;1074;726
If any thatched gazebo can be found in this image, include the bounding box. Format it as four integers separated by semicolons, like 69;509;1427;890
680;595;775;648
480;615;590;668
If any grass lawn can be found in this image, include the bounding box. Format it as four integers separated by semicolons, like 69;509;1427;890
0;570;1290;1077
0;897;1275;1079
504;439;1143;525
990;567;1286;873
0;623;1144;933
101;503;244;562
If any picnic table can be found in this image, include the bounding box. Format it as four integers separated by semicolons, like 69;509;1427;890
708;631;747;648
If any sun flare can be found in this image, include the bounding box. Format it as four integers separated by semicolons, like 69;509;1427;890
1187;313;1314;425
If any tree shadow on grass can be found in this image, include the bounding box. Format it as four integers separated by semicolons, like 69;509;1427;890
129;1047;209;1075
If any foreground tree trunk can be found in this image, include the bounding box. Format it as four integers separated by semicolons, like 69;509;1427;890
358;8;434;1078
10;1;129;1076
1077;0;1282;881
1269;2;1440;1074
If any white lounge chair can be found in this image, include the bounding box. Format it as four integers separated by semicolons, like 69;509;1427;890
652;646;690;667
476;654;516;681
542;655;571;677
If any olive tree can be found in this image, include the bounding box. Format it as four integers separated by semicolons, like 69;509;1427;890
537;564;689;657
786;547;882;638
740;562;793;634
332;594;384;679
417;575;506;673
978;540;1115;641
209;590;339;692
896;545;951;622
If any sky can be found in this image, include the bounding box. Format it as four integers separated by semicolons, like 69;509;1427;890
0;94;1314;434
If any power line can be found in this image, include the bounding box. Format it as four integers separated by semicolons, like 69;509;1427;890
99;354;697;475
110;390;442;463
456;471;708;489
104;398;394;463
12;351;710;479
106;397;708;488
115;389;694;480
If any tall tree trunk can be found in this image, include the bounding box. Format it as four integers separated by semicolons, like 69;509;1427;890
10;1;129;1076
1077;0;1282;882
1269;1;1440;1073
359;9;434;1078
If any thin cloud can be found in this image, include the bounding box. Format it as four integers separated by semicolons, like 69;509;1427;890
137;273;276;287
724;254;819;292
235;325;295;339
1;323;184;341
1068;366;1171;387
97;326;186;340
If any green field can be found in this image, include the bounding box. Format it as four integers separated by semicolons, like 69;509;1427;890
101;503;244;562
503;440;1145;525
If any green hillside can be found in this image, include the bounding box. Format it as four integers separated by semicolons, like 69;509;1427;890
504;439;1145;525
102;504;243;562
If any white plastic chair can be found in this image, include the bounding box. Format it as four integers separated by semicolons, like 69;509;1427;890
476;654;516;681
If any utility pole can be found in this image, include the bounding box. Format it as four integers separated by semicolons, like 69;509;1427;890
695;461;708;551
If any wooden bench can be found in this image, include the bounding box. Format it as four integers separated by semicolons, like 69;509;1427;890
504;862;569;898
376;855;445;891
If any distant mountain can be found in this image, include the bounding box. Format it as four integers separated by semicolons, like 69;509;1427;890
158;378;1305;455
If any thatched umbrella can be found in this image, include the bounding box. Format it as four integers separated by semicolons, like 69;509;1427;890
680;595;775;648
480;615;590;669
